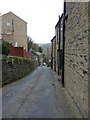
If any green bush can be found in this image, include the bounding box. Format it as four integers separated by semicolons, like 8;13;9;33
0;42;2;54
2;41;10;55
8;56;30;60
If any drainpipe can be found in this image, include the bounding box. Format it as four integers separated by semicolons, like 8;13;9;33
62;0;66;87
51;40;53;70
51;41;52;69
58;16;61;76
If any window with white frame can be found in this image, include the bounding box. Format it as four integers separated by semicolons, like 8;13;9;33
7;32;12;35
6;22;11;27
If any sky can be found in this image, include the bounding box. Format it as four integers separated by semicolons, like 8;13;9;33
1;0;64;44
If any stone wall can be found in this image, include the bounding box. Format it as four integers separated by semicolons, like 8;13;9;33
88;1;90;117
0;54;2;87
64;2;89;118
0;16;2;39
51;36;56;71
2;56;39;86
55;24;59;73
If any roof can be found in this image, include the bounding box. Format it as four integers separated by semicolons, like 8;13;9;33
55;13;63;28
34;52;42;56
51;36;56;42
2;11;27;24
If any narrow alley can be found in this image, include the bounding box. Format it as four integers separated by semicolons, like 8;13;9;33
2;66;82;118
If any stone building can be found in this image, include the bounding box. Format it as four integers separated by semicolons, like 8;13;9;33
51;14;64;75
1;12;28;51
59;14;63;78
33;52;43;65
51;36;56;71
55;20;59;73
65;2;89;118
0;16;2;40
51;1;89;118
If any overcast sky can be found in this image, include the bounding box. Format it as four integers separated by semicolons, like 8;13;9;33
1;0;64;43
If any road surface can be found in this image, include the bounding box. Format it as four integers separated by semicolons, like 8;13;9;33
2;66;82;118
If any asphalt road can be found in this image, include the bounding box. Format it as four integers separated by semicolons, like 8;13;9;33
2;66;82;118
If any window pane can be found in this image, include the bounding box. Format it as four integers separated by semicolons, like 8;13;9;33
7;22;11;26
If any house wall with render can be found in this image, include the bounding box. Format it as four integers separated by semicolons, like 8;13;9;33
64;2;89;118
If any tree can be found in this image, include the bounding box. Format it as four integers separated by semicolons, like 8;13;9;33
32;44;38;52
39;47;43;53
27;36;39;52
2;41;10;55
27;36;33;51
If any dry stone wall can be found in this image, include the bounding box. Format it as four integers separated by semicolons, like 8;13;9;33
2;56;39;86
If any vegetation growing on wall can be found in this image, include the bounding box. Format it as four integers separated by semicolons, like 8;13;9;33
2;41;10;55
2;55;39;86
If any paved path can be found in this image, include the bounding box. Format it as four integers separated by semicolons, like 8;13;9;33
2;66;82;118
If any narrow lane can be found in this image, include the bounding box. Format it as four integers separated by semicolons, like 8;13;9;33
2;66;82;118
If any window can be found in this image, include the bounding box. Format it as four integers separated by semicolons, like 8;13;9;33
7;32;12;35
7;22;11;27
0;28;3;34
61;28;63;31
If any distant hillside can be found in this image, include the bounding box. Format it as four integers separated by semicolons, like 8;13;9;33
38;43;51;48
38;43;51;54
